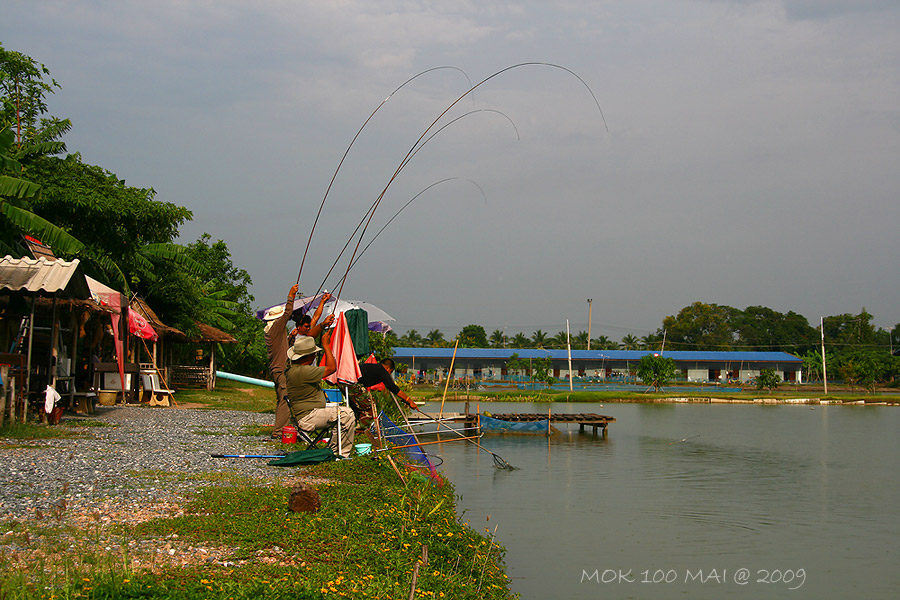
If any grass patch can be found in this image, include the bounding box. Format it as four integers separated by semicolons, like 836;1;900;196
175;379;275;412
0;458;516;599
419;386;900;404
239;423;272;437
0;420;95;440
64;419;118;428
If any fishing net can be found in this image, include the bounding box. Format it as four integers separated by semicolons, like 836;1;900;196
376;411;441;482
480;415;555;434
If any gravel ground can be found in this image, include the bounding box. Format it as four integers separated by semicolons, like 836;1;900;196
0;405;287;521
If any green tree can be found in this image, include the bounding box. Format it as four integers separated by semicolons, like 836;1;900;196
619;334;640;350
755;369;781;392
592;335;616;350
369;330;398;361
734;306;817;353
400;329;423;347
489;329;506;348
505;352;527;379
425;329;445;347
640;332;663;350
174;234;260;374
0;43;63;147
636;353;677;392
531;329;548;348
25;153;194;292
459;324;487;348
662;301;739;350
572;330;589;350
822;310;877;350
832;349;893;393
801;349;824;383
511;332;529;348
550;331;569;349
530;356;555;389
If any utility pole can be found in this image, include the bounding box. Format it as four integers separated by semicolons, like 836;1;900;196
587;299;593;350
820;316;828;395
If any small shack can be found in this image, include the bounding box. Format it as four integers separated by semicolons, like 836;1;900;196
0;255;93;423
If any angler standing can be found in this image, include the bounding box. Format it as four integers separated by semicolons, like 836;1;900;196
263;284;298;440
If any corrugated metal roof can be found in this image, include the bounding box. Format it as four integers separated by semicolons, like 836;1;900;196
392;347;802;363
0;255;91;299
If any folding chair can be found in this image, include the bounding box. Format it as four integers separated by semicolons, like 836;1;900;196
284;396;335;450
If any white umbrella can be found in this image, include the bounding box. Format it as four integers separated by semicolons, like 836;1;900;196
256;294;393;324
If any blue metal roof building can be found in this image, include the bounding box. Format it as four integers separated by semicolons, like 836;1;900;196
391;347;803;384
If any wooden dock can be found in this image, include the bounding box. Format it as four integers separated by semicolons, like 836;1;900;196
487;413;616;436
409;411;615;436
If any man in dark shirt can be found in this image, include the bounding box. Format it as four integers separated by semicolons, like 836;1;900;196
358;358;418;409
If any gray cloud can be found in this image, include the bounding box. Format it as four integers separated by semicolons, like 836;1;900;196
5;0;899;338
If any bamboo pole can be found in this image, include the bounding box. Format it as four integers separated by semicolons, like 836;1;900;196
375;435;482;452
439;339;459;419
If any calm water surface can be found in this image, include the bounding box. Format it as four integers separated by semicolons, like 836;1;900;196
426;401;900;599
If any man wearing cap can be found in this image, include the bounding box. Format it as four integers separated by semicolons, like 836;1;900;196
285;332;356;456
263;284;298;439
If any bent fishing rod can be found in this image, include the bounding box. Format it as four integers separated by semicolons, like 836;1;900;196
318;176;486;300
310;107;517;302
331;62;608;302
297;66;473;287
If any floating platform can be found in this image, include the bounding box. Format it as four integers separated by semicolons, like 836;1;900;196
409;410;615;436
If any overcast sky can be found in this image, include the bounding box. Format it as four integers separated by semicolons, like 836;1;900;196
5;1;899;340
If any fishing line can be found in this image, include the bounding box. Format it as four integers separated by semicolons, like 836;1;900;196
333;62;608;301
411;405;517;470
313;107;517;299
329;177;487;295
297;66;474;287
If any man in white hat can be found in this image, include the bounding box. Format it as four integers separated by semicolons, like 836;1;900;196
263;284;298;439
285;331;356;456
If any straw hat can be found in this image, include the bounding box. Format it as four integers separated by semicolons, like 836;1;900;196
262;305;286;321
287;335;321;361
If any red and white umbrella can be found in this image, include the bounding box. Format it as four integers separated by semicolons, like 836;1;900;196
323;312;361;385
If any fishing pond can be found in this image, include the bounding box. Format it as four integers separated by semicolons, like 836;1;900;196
424;401;900;599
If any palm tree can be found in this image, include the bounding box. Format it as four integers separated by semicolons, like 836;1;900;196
550;331;569;349
592;335;615;350
400;329;422;347
531;329;548;348
0;126;85;257
511;333;529;348
490;329;506;348
573;331;589;350
425;329;445;347
620;334;640;350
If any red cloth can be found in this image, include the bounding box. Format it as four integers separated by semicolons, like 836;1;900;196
128;310;158;341
324;313;361;385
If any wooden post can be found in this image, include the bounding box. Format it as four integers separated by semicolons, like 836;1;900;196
208;343;215;391
439;339;459;419
0;364;7;428
23;296;36;423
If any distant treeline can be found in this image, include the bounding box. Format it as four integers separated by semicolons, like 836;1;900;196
396;303;896;354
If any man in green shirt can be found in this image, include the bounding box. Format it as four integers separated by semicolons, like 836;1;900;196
285;332;356;456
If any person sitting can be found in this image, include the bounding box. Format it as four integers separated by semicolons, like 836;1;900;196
285;332;356;456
